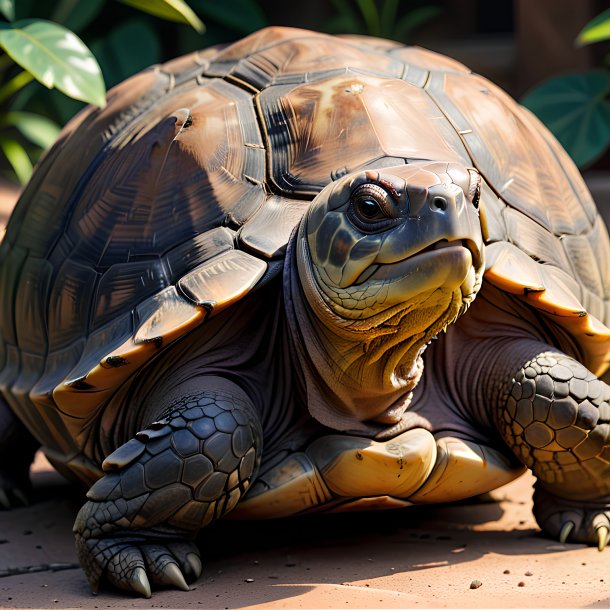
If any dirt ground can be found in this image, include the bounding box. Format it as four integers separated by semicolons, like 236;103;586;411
0;453;608;609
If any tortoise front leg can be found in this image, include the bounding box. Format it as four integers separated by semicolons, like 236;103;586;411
491;343;610;549
73;378;262;597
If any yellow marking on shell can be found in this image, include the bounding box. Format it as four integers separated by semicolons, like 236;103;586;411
408;437;525;503
230;452;334;519
484;240;610;374
232;429;435;519
306;428;436;499
484;241;545;293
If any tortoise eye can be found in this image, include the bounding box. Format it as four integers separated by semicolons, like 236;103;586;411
357;197;384;219
351;183;393;224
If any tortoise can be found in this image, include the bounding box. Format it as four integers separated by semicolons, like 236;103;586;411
1;25;610;598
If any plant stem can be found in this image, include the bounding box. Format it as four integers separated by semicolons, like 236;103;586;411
0;70;34;105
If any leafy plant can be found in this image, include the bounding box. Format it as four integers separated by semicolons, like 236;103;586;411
521;9;610;168
326;0;441;42
0;0;204;184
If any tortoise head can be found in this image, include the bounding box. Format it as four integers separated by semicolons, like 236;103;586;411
297;162;485;338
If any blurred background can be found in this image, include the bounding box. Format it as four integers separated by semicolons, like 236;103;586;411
0;0;609;224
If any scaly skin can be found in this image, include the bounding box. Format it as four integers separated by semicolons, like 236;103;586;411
495;349;610;549
73;382;262;597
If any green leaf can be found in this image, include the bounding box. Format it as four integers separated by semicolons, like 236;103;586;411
117;0;204;33
325;0;362;33
190;0;266;34
0;0;14;21
91;19;161;88
380;0;398;38
0;136;32;183
577;9;610;46
355;0;381;36
52;0;105;33
0;19;106;107
521;70;610;168
393;5;442;42
0;111;60;148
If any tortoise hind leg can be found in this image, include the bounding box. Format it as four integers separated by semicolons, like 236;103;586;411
492;345;610;549
0;394;39;508
73;377;262;597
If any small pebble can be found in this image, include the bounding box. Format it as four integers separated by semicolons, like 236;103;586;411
245;579;254;583
470;580;482;589
518;581;525;587
503;570;510;574
525;571;533;576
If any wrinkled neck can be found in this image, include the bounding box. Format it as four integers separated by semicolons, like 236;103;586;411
284;229;448;436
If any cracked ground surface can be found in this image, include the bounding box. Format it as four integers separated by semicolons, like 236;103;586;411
0;452;609;609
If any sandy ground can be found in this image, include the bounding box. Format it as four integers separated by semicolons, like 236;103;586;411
0;454;609;609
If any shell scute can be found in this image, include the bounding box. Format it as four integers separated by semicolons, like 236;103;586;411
92;259;169;330
259;72;469;196
238;196;309;259
163;226;236;283
134;286;205;344
425;71;594;238
178;249;267;312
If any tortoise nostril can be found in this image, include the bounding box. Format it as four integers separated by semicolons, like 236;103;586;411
431;196;448;212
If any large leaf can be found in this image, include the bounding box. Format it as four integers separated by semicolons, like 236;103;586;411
91;19;160;89
0;19;106;107
0;111;60;148
521;70;610;168
52;0;105;33
117;0;204;33
577;9;610;46
0;0;14;21
0;136;33;183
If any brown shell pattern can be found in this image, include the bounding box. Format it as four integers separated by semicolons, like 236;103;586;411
0;26;609;463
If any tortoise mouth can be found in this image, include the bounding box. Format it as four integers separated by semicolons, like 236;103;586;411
355;239;482;285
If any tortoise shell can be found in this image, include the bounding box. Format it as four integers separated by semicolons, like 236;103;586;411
1;26;609;481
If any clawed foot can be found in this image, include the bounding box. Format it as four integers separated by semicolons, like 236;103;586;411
0;485;29;509
74;501;202;597
533;486;610;551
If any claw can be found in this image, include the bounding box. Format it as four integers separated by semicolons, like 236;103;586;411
186;552;202;579
0;489;10;510
597;526;609;552
131;567;151;598
13;488;29;506
163;563;190;591
559;521;575;544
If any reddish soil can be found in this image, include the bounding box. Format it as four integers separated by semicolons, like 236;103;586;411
0;453;608;609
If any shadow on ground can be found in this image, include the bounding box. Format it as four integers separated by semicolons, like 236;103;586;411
1;454;608;609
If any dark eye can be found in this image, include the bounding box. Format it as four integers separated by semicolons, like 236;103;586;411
357;197;384;219
351;183;393;224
